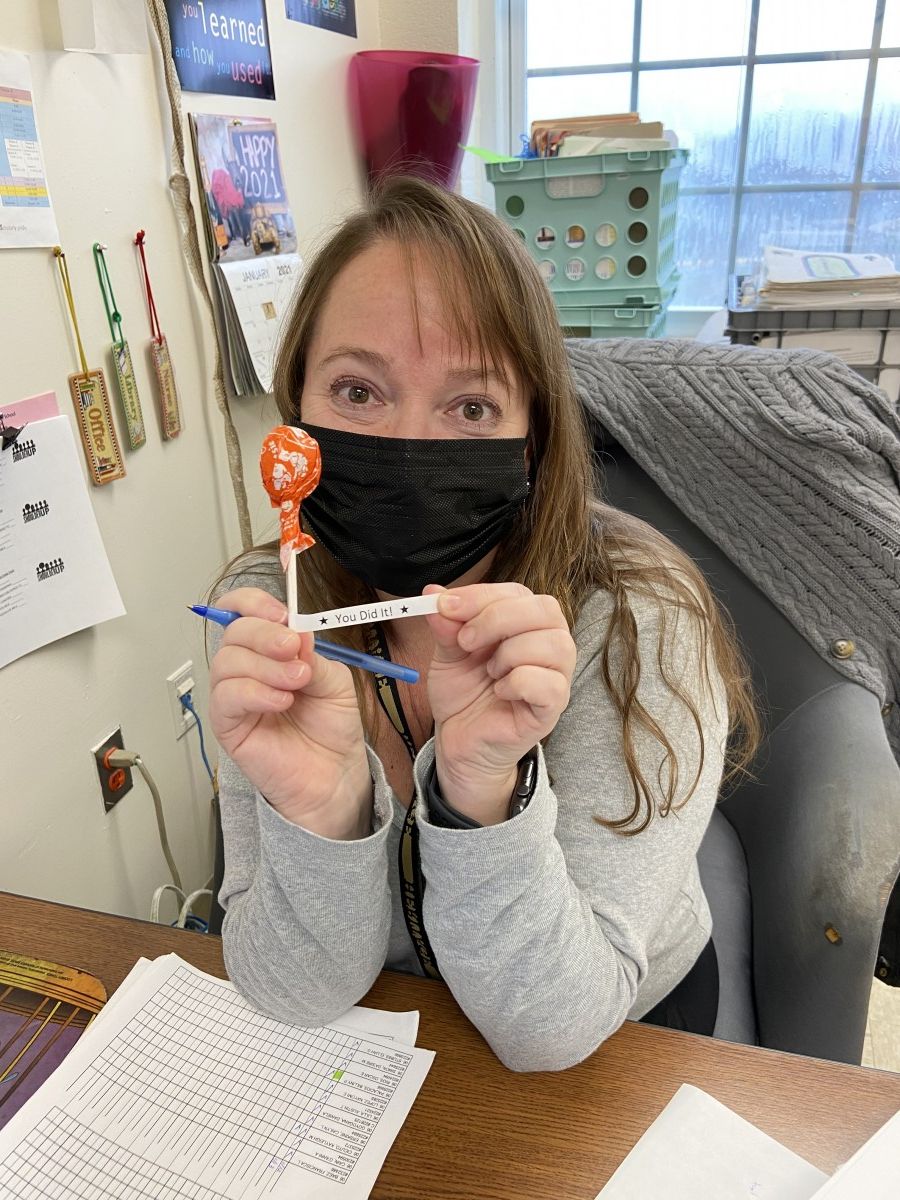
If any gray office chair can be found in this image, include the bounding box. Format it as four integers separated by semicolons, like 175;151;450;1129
591;423;900;1064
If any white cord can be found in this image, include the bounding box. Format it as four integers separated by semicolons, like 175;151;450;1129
107;749;184;894
151;884;185;925
177;889;212;929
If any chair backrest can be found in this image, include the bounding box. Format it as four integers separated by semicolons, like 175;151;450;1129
596;432;900;1063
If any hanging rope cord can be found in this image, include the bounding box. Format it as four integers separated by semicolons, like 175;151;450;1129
145;0;252;549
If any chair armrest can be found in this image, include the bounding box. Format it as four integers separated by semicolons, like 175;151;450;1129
722;682;900;1063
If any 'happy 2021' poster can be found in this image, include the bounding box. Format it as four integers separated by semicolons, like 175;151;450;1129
164;0;275;100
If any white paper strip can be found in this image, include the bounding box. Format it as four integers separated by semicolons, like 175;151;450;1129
289;594;439;632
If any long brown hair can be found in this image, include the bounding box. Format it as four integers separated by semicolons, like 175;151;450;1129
222;175;760;832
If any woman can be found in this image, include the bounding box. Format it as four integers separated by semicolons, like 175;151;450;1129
208;176;758;1072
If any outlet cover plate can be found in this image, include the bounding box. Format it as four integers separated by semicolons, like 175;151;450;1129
92;727;133;812
166;661;197;739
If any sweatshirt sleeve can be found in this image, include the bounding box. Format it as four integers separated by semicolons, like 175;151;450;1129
413;589;728;1072
207;562;395;1027
217;746;395;1027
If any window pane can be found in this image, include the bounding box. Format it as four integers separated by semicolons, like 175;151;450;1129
864;59;900;182
883;0;900;48
638;66;743;187
640;0;749;62
672;193;734;306
526;1;633;70
853;191;900;259
756;0;876;54
745;61;868;185
527;72;632;122
735;191;853;277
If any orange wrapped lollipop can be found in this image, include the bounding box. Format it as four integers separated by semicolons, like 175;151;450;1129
260;425;322;570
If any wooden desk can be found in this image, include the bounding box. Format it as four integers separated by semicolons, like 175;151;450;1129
2;891;899;1199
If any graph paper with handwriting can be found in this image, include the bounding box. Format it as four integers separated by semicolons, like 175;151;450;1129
0;955;432;1199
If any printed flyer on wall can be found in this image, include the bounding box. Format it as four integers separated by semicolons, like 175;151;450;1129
286;0;357;38
164;0;275;99
0;51;60;249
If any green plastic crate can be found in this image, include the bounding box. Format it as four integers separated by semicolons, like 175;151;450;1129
487;148;686;306
558;304;668;339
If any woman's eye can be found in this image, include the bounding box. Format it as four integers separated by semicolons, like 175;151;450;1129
347;384;370;404
461;400;487;421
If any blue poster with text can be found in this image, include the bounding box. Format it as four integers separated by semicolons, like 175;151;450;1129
164;0;275;100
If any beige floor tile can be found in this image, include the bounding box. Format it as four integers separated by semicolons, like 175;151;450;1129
867;979;900;1073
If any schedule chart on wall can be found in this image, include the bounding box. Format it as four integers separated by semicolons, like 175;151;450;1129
0;50;59;247
0;957;433;1199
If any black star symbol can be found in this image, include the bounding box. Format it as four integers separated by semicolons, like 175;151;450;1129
319;616;328;625
401;605;408;613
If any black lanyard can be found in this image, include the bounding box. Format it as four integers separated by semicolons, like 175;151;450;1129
363;625;443;981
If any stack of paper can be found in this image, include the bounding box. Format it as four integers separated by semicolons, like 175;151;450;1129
0;953;434;1199
595;1083;900;1200
757;245;900;309
528;112;675;157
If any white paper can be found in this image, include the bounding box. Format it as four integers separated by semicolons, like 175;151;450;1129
218;253;303;393
0;51;60;249
0;412;125;669
764;245;899;286
289;593;440;633
58;0;149;54
808;1108;900;1198
595;1085;828;1200
0;954;433;1199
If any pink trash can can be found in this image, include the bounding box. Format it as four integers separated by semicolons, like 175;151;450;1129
348;50;480;190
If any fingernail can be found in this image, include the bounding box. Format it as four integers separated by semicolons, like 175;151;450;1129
285;662;306;680
276;631;296;647
458;626;476;649
267;604;287;621
439;594;461;614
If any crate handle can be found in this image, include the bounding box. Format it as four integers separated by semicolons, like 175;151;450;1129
495;160;525;175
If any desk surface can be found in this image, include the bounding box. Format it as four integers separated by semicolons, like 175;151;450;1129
2;891;899;1199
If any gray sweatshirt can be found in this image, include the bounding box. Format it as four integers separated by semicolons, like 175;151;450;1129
212;568;727;1072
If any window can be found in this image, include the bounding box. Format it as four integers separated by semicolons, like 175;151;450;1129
517;0;900;306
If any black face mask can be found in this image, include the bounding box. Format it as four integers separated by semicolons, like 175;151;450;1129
300;423;531;596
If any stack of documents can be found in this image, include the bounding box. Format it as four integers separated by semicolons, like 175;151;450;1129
0;953;434;1199
595;1083;900;1199
528;112;675;157
757;245;900;309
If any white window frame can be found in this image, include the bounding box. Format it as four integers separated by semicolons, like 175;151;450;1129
509;0;900;318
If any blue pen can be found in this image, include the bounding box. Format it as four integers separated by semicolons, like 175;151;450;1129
189;604;419;684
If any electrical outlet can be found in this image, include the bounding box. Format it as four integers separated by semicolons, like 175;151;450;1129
92;728;133;812
166;661;197;739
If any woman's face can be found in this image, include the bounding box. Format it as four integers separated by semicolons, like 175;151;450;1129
300;240;529;441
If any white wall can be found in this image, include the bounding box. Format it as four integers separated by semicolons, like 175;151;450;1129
1;0;381;921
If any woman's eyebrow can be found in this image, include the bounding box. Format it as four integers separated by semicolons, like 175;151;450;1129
444;365;505;385
317;346;391;372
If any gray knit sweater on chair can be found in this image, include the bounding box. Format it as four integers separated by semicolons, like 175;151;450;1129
566;338;900;760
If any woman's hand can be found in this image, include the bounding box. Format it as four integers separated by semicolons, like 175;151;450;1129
208;588;372;838
424;582;576;824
